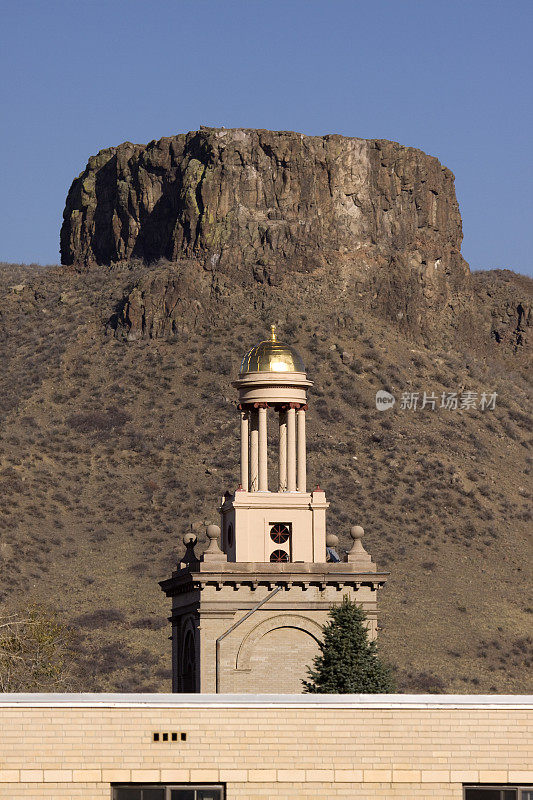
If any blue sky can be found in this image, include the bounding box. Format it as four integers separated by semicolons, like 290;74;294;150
1;0;532;275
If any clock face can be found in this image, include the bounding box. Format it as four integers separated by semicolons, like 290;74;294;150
270;549;289;563
270;523;290;544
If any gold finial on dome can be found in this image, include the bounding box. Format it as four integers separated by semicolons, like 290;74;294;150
239;326;305;375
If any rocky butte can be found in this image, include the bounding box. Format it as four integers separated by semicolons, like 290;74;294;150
61;128;478;337
60;127;530;357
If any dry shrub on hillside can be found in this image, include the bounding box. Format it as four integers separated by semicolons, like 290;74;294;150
0;607;75;691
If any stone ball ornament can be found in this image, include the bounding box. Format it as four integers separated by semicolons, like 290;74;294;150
206;524;221;540
350;525;365;540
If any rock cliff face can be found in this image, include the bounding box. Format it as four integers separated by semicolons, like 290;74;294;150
111;261;211;341
111;260;530;365
62;126;466;275
62;127;472;338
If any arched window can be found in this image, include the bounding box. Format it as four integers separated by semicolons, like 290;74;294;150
182;630;195;692
226;523;234;548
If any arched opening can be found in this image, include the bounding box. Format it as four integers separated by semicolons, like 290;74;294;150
181;630;196;693
247;626;320;692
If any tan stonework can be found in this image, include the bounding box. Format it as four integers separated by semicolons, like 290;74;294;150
160;561;384;693
0;696;531;798
219;488;329;563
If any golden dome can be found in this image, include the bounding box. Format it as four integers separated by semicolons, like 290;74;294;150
239;325;305;375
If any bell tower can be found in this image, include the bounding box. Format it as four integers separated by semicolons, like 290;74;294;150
161;327;388;694
220;325;328;563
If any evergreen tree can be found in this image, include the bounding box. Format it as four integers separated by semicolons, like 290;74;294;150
303;596;395;693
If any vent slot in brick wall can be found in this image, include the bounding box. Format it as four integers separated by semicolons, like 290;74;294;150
152;731;186;742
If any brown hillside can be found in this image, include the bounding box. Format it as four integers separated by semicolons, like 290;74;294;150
0;256;531;693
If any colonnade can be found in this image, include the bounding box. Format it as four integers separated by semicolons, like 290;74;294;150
239;403;307;493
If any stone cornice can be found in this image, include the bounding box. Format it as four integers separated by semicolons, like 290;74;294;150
220;490;328;512
160;562;388;596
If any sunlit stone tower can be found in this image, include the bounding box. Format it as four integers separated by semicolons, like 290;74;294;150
222;325;327;563
161;327;388;693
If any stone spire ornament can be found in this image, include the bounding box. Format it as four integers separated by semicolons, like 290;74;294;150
202;524;227;562
346;525;376;571
325;532;341;562
180;532;199;568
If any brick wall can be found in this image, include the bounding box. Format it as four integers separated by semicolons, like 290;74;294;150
239;625;319;693
0;696;531;799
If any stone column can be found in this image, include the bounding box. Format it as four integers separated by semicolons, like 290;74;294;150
240;408;249;491
258;404;268;491
287;406;296;491
249;409;259;492
278;409;287;491
297;407;306;492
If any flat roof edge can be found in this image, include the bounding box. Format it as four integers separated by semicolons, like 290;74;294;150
0;693;532;709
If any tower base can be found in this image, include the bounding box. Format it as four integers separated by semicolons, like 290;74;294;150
160;560;388;694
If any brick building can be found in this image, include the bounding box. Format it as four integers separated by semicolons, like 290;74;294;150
0;694;531;798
